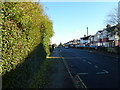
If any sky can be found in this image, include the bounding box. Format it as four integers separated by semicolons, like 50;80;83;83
41;2;118;45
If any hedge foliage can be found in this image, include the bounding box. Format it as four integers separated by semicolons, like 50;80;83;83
1;2;53;77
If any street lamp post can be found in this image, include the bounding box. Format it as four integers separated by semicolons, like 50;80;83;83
87;27;88;36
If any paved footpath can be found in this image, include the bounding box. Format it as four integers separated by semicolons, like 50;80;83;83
45;48;75;88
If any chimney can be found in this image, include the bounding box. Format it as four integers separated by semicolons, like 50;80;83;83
106;24;111;28
84;35;86;37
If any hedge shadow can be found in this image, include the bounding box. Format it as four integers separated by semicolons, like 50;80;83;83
2;43;47;88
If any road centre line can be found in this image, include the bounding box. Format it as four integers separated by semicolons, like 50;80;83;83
77;73;88;75
102;69;109;73
96;72;107;74
96;69;109;74
96;72;106;74
87;62;92;64
94;65;98;68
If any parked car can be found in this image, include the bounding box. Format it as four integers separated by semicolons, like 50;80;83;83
65;46;69;49
90;45;96;48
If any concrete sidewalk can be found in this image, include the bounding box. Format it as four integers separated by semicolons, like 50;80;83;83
45;48;75;88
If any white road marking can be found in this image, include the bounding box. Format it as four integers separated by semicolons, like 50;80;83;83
96;69;109;74
88;62;92;64
94;65;98;68
102;69;109;73
96;72;106;74
78;73;88;75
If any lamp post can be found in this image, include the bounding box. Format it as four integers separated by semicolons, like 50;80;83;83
87;27;88;36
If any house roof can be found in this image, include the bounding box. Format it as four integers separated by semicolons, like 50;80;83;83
96;30;103;34
98;30;102;33
88;35;94;39
91;35;94;37
106;26;116;32
81;35;91;40
116;24;120;28
106;24;120;36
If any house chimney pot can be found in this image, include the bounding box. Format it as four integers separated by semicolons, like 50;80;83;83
106;24;111;28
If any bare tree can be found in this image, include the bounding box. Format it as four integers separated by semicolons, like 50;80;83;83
105;8;120;25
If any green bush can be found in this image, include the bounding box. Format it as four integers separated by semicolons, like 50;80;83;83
1;2;53;88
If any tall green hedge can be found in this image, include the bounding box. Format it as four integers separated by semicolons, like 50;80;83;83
1;2;53;83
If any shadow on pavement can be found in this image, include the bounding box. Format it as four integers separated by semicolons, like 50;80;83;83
2;43;47;88
45;49;75;88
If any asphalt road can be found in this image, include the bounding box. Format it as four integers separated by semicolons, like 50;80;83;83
59;47;119;88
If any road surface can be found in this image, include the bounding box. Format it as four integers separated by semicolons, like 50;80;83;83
59;47;119;88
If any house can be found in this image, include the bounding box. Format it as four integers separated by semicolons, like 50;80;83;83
88;35;95;48
93;34;97;47
94;30;103;47
64;23;120;50
101;28;109;47
106;24;115;47
80;35;90;47
72;39;79;48
114;24;120;47
106;24;120;47
68;40;74;47
75;39;81;48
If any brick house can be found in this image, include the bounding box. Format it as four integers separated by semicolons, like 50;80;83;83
107;24;120;47
101;27;109;47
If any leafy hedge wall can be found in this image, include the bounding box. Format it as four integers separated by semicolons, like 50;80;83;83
1;2;53;87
